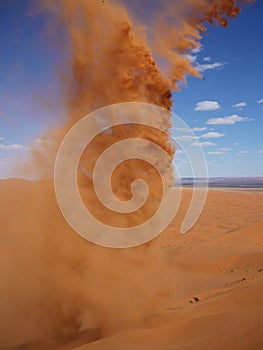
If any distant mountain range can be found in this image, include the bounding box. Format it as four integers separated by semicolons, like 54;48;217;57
178;177;263;188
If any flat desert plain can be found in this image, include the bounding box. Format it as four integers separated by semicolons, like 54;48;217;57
0;179;263;350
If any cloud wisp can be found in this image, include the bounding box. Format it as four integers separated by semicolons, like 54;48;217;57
201;132;225;139
193;141;215;147
232;102;247;109
0;144;27;151
196;61;226;73
191;127;207;132
237;151;248;156
207;151;225;155
187;48;226;73
219;147;231;152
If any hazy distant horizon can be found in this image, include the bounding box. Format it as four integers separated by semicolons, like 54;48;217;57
1;176;263;190
179;176;263;188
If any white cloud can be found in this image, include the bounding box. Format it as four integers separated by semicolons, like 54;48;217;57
193;141;216;147
201;132;225;139
257;150;263;153
191;127;207;132
234;142;239;146
0;144;27;151
0;137;4;141
175;135;200;141
219;147;231;151
196;62;226;73
195;100;220;111
33;138;55;150
257;98;263;104
232;102;247;108
171;127;190;132
175;149;184;154
207;114;252;125
237;151;248;156
191;45;203;54
184;54;197;63
187;48;225;74
207;151;225;155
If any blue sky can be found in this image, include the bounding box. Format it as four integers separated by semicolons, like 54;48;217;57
171;1;263;177
0;0;262;178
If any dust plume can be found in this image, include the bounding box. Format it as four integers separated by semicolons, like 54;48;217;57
29;0;247;223
0;1;253;349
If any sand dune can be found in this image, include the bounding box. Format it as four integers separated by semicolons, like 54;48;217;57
74;277;263;350
0;179;263;349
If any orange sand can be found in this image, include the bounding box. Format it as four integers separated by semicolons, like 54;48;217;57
0;179;262;349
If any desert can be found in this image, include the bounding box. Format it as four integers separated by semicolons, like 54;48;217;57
1;179;262;349
1;0;262;349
